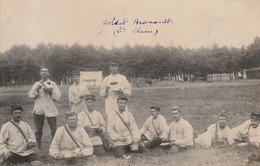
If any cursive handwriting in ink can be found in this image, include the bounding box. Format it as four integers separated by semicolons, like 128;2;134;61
154;29;158;36
103;17;128;26
102;17;173;37
133;27;159;36
113;26;127;38
133;18;173;25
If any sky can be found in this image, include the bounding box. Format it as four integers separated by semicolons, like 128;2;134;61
1;0;260;52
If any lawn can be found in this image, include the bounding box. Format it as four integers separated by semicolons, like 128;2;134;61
0;80;260;166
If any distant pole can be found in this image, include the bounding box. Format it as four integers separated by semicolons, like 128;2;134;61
2;71;4;86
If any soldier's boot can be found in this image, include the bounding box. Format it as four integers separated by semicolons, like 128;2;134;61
36;139;41;150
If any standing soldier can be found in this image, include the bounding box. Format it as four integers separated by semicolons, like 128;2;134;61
28;66;61;149
100;59;131;116
69;69;90;114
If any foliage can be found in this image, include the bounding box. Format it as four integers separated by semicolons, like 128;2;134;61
0;37;260;85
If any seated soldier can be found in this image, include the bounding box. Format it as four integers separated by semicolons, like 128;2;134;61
195;110;234;148
78;94;109;156
49;111;93;163
139;105;168;149
230;111;260;163
0;105;41;166
107;95;145;159
166;106;194;153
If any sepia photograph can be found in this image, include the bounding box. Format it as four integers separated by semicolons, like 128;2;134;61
0;0;260;165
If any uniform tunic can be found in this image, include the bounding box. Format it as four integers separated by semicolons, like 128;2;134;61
168;118;194;147
0;120;36;156
69;83;90;114
49;125;93;159
77;109;106;146
28;79;61;117
140;115;168;140
195;123;234;148
100;73;131;115
107;109;140;147
230;120;260;146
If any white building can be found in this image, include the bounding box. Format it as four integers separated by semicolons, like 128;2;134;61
80;71;103;86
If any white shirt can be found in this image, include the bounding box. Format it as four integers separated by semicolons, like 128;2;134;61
100;73;131;115
107;109;140;147
140;114;168;140
230;120;260;147
49;125;93;159
69;83;90;114
28;79;61;117
168;118;194;147
0;120;36;156
77;109;106;146
195;123;234;148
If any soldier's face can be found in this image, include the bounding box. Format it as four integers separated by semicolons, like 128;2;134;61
86;99;95;111
117;99;127;111
251;118;260;128
151;109;159;119
172;110;181;121
109;64;119;74
67;115;78;128
12;110;22;122
218;117;227;129
40;68;49;78
73;75;80;83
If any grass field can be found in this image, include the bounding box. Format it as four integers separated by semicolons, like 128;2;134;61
0;80;260;166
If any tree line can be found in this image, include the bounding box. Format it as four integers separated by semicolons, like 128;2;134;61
0;36;260;86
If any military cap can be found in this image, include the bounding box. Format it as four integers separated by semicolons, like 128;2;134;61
86;94;96;101
109;58;120;65
251;111;260;119
172;106;179;111
72;69;81;75
40;65;48;70
150;105;160;112
65;111;77;118
117;94;128;101
218;110;228;118
11;105;23;112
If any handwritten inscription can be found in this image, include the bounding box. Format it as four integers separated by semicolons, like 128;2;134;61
102;17;174;38
133;18;173;25
103;17;128;26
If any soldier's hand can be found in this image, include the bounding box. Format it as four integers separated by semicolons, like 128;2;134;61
160;137;168;142
132;138;139;144
117;89;123;95
105;86;110;93
3;151;12;159
42;87;48;93
35;93;40;98
84;126;91;132
27;142;36;149
74;148;82;156
57;153;65;159
169;140;175;146
79;94;85;99
241;133;249;141
120;136;127;142
95;127;102;133
48;88;53;95
36;85;42;92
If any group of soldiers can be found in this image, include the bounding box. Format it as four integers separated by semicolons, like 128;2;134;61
0;59;260;165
